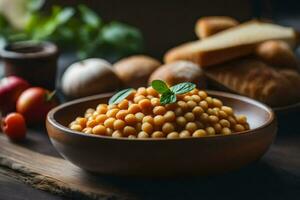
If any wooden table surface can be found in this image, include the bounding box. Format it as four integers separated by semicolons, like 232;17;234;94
1;124;300;200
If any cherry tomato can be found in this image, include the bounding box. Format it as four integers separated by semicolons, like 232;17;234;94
2;113;26;141
16;87;57;124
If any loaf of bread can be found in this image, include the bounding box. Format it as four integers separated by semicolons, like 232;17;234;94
148;61;205;88
164;21;297;68
255;40;298;69
114;55;161;88
195;16;239;39
206;58;300;107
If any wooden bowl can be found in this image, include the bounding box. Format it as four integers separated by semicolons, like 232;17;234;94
46;91;277;177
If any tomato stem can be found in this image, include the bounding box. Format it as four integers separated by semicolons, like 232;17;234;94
45;90;56;102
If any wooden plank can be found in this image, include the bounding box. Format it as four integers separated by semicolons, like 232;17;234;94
0;135;134;200
1;133;300;200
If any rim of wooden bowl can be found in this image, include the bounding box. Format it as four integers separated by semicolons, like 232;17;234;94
47;90;275;141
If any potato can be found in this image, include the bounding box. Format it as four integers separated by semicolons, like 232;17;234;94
148;61;205;88
114;55;161;88
255;40;298;69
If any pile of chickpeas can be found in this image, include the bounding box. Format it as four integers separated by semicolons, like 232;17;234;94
69;87;250;139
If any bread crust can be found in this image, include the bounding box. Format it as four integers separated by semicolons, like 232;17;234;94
195;16;239;38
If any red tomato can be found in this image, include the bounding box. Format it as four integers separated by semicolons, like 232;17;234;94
2;113;26;141
16;87;57;124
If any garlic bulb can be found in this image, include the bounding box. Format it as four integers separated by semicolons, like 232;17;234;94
61;58;121;99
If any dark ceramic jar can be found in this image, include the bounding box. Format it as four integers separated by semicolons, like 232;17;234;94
0;41;59;89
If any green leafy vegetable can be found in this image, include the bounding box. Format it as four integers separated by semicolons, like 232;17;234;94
151;80;169;94
151;80;196;105
160;91;177;105
170;82;196;95
109;88;134;105
0;4;144;61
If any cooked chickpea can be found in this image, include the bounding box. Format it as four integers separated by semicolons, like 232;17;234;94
104;118;115;128
164;111;176;122
112;130;123;138
184;112;195;122
128;104;141;114
193;129;206;137
167;132;179;139
96;104;108;114
191;95;201;102
116;110;129;120
76;117;87;127
153;106;166;115
179;130;191;138
236;115;247;124
137;87;147;96
228;116;237;126
142;122;153;134
199;101;208;110
95;114;107;123
177;101;188;111
70;86;249;139
187;100;197;109
213;123;222;133
147;87;158;97
154;115;165;126
221;127;231;135
128;135;137;139
186;122;197;133
208;115;219;124
106;128;113;136
123;126;136;136
134;95;146;103
138;99;152;110
234;124;245;132
150;98;160;107
92;125;106;135
86;120;97;128
174;107;183;116
200;113;209;122
218;110;228;119
183;96;192;102
192;106;204;117
152;131;164;138
138;131;149;138
220;119;230;128
206;127;216;135
198;91;207;99
176;116;187;127
143;116;154;124
108;104;117;110
113;119;126;130
162;122;175;134
213;98;223;107
221;106;233;115
83;127;92;134
70;124;82;131
118;99;129;110
124;114;137;125
135;112;145;122
106;108;119;118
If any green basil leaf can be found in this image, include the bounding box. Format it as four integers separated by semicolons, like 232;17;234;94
109;88;134;105
170;82;196;95
151;80;170;94
160;91;177;105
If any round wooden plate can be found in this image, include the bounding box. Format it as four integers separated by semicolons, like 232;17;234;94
46;91;277;177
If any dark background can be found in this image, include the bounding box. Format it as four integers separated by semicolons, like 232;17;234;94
42;0;300;59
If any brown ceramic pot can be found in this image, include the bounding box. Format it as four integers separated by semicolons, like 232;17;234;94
0;41;58;89
46;91;277;177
